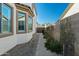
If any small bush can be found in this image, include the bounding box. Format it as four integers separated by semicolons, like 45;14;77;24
44;31;63;54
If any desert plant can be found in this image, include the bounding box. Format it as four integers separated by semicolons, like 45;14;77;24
44;31;63;54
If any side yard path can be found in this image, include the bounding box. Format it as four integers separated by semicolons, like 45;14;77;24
35;33;60;56
2;33;61;56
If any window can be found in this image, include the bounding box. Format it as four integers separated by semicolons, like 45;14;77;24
0;4;1;33
0;18;1;33
28;16;33;32
0;3;13;38
1;4;12;33
0;3;12;33
17;11;26;32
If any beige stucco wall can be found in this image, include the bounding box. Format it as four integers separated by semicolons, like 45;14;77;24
0;3;37;55
70;13;79;55
53;21;60;41
61;3;79;55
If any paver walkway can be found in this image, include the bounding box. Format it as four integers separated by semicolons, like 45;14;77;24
2;33;61;56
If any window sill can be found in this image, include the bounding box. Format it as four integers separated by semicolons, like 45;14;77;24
28;30;32;33
16;32;26;34
0;32;13;38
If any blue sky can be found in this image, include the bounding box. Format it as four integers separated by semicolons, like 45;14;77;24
35;3;69;24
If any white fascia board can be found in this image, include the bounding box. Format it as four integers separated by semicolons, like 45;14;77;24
62;3;79;19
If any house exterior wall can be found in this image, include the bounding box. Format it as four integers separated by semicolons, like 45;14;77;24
0;3;37;55
0;3;17;55
62;3;79;19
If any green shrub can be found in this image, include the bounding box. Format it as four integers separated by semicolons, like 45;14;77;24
44;31;63;54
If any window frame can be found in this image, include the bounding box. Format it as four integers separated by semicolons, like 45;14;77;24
28;15;33;32
0;3;13;38
0;4;1;33
16;10;27;34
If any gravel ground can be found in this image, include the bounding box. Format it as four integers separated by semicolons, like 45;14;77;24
35;33;60;56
